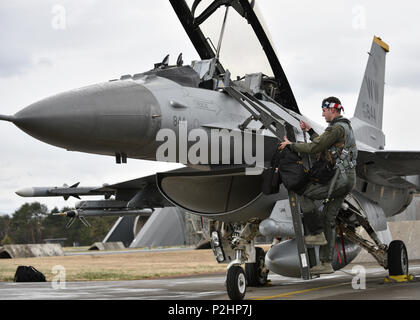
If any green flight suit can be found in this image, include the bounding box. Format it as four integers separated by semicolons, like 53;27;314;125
290;116;356;263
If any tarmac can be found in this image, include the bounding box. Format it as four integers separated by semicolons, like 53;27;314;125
1;221;419;302
1;260;419;300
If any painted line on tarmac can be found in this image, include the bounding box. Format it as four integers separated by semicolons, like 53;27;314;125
251;281;351;300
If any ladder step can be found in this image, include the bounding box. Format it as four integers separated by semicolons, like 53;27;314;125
288;190;313;280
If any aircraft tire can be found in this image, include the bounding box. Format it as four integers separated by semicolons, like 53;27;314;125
226;265;246;300
387;240;409;276
245;247;268;287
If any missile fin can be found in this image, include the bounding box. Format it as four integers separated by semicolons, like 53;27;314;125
70;182;80;188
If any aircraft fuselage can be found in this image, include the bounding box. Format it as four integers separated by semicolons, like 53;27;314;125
2;72;414;221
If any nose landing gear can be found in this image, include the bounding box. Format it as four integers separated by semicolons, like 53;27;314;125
225;247;269;300
211;221;269;300
226;265;247;300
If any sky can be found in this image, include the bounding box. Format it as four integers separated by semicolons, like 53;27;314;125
1;0;420;215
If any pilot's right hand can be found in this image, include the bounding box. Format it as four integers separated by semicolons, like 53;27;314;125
300;120;311;132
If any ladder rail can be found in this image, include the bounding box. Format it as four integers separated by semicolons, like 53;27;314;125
244;91;287;123
224;84;315;280
288;191;312;280
224;86;286;139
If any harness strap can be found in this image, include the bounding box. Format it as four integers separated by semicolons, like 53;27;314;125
327;121;357;170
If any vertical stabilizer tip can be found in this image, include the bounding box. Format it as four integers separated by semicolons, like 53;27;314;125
374;36;390;53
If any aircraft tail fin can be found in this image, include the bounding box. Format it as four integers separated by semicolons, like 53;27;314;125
352;36;389;150
353;36;389;129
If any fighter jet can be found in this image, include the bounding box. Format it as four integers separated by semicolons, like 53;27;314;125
0;0;417;300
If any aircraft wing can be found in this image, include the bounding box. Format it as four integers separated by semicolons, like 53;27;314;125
94;174;157;192
92;166;196;206
358;150;420;189
359;150;420;176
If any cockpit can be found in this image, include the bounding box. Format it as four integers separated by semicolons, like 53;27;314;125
114;0;301;116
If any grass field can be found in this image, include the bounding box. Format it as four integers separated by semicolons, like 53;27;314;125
0;248;229;282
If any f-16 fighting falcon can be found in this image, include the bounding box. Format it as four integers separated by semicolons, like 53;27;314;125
0;0;416;300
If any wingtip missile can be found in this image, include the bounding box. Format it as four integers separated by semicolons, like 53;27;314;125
16;187;55;197
15;188;36;197
15;184;115;198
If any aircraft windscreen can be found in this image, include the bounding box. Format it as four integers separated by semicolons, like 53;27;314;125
185;0;275;79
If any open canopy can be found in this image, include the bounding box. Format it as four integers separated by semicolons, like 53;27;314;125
169;0;300;114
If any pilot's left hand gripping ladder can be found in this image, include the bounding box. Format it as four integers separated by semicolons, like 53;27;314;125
224;85;315;280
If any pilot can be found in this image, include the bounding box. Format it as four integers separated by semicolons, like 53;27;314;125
278;97;357;274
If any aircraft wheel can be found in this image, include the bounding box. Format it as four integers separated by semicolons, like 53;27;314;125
388;240;409;276
245;247;268;287
226;265;246;300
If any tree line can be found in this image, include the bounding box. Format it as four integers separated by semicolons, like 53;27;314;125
0;202;118;247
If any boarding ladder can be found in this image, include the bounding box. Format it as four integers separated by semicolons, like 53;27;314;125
223;85;316;280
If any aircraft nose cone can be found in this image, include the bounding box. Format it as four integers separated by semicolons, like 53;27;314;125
14;89;98;150
13;81;162;156
0;115;15;122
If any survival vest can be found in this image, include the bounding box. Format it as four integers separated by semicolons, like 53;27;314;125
326;117;358;172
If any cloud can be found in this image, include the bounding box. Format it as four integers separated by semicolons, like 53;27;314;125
0;0;198;79
0;51;33;77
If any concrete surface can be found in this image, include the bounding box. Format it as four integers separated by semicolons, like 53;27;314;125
0;244;64;259
88;242;125;251
0;261;419;300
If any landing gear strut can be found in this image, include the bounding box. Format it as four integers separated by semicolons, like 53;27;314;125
245;247;268;287
338;197;410;277
211;221;269;300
